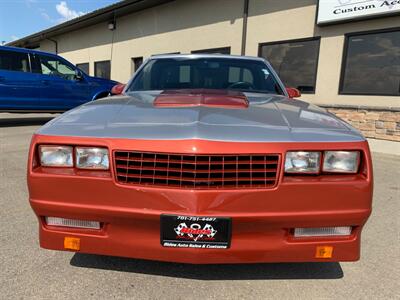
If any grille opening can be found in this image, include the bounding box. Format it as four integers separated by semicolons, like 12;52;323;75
114;151;280;189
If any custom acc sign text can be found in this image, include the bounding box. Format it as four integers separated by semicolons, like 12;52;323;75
317;0;400;24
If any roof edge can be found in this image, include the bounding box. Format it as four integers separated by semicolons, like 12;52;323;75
7;0;174;48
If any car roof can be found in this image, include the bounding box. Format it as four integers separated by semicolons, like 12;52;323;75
0;46;266;62
149;53;267;62
0;45;59;58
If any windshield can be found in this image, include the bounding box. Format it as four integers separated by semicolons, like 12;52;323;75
128;57;283;94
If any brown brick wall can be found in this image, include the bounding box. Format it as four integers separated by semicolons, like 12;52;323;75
326;108;400;142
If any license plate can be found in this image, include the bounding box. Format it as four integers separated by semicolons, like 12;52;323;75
161;215;231;249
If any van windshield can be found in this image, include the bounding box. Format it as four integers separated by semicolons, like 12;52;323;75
128;57;283;94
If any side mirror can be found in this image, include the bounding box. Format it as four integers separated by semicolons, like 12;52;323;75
285;87;301;99
74;70;84;81
111;83;126;95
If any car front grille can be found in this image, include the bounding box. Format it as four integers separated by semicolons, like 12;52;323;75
114;151;281;189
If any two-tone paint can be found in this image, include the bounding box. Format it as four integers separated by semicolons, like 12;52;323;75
27;55;373;264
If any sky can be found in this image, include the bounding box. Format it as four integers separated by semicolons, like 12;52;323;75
0;0;120;44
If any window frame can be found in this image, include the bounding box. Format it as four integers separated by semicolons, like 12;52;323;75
339;27;400;97
258;36;321;94
131;57;143;74
152;52;181;55
127;57;285;95
76;62;89;75
94;60;111;79
191;47;231;55
36;53;77;80
0;49;32;73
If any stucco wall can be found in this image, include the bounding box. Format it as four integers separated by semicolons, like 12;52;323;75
38;0;399;109
246;0;399;108
41;0;243;83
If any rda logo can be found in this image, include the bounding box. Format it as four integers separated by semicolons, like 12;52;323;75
174;223;217;241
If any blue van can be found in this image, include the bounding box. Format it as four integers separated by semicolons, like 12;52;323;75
0;46;117;112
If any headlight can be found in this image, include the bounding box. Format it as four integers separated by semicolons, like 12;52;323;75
323;151;360;173
285;151;321;174
76;147;109;170
39;145;73;167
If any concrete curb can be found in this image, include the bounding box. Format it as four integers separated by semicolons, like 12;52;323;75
367;138;400;156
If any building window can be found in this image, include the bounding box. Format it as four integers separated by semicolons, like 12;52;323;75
0;50;30;72
153;52;180;55
191;47;231;55
94;60;111;79
258;38;320;93
131;57;143;74
340;29;400;96
76;63;89;75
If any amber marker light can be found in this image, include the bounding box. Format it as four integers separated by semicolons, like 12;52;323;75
315;246;333;258
64;237;80;251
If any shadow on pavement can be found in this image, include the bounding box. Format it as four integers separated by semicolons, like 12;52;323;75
70;253;343;280
0;116;55;127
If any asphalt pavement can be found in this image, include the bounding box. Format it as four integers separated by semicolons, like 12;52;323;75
0;113;399;299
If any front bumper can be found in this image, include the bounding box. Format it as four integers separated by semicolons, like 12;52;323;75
28;135;373;264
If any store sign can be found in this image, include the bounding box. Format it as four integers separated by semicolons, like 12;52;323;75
317;0;400;24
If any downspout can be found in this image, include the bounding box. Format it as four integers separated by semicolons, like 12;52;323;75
108;11;117;80
241;0;249;56
47;38;58;54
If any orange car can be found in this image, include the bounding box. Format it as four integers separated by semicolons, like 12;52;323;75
27;55;373;264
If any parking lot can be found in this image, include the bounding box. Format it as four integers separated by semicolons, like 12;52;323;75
0;113;399;299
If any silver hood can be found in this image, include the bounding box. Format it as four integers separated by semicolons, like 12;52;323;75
37;91;364;142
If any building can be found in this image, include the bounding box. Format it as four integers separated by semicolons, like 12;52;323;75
8;0;400;141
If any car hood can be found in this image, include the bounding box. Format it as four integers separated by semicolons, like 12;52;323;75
37;90;364;142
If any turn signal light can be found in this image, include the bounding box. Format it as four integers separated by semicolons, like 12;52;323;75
315;246;333;258
64;237;80;251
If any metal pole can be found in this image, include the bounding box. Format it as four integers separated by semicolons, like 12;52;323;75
241;0;249;56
